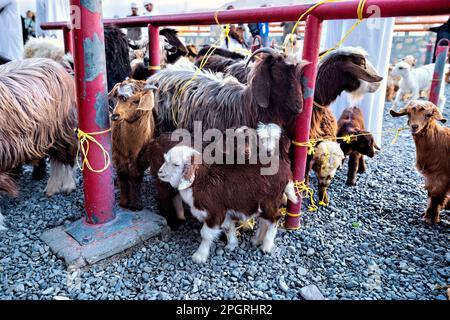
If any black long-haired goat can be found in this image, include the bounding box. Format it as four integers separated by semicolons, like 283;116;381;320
148;48;307;135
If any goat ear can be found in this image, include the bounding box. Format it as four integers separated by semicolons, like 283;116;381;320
137;91;155;112
432;108;447;123
342;61;383;83
178;156;200;191
251;56;273;108
389;107;409;117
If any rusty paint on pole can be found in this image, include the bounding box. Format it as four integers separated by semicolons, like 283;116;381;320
429;38;449;110
425;42;434;65
286;16;323;230
148;24;160;75
71;0;115;225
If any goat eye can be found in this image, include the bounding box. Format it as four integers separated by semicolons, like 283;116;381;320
398;67;404;70
425;114;432;118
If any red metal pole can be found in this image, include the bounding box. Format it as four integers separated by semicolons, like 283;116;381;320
41;0;449;30
148;24;160;75
429;38;449;108
286;15;322;230
70;0;115;225
63;26;74;55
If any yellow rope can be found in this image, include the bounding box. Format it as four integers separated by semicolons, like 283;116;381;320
236;218;256;236
391;127;410;145
294;180;318;212
75;128;111;173
313;101;328;109
320;0;368;59
278;208;302;231
149;65;161;71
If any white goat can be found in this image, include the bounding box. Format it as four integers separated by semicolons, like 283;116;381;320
391;61;447;110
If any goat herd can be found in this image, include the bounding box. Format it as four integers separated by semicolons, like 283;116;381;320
0;27;448;264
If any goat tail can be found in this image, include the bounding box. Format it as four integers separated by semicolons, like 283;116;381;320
285;180;299;204
0;173;19;197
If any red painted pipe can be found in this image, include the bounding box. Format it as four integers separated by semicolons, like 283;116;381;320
63;27;73;55
70;0;115;225
286;15;323;230
429;39;449;107
148;24;160;75
41;0;449;30
425;41;434;65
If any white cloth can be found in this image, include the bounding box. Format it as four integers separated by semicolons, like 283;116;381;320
35;0;70;40
0;0;23;60
323;18;395;146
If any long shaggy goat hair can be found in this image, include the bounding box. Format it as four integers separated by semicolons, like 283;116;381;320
148;48;306;135
105;25;132;92
0;58;77;197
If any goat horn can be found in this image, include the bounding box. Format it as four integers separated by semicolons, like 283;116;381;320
246;47;281;68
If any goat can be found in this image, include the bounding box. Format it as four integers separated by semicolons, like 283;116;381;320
138;123;287;230
23;37;74;75
104;25;132;92
311;47;383;140
386;56;416;102
309;141;345;204
390;100;449;225
186;44;198;62
23;26;131;92
0;58;77;229
148;48;307;137
157;135;297;263
337;107;380;186
283;34;303;64
391;61;447;110
196;46;246;61
109;79;157;211
130;28;190;80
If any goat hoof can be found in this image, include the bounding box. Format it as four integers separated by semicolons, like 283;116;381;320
260;243;273;254
251;236;262;247
226;241;238;251
422;214;440;226
346;180;357;187
192;251;208;264
357;168;366;174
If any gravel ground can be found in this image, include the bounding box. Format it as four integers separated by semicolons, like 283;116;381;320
0;87;449;301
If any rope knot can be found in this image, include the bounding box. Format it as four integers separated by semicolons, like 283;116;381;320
75;128;111;173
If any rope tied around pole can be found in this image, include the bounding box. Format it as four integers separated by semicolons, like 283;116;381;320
75;128;111;173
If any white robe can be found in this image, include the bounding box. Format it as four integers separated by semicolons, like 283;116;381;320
0;0;23;60
322;18;395;146
35;0;70;40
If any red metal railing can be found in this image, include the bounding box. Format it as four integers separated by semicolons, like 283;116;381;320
41;0;450;231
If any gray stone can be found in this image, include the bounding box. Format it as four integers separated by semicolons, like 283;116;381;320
278;277;289;293
306;248;315;256
298;267;308;277
445;253;450;263
300;285;325;300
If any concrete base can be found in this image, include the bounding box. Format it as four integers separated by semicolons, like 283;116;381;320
41;209;169;267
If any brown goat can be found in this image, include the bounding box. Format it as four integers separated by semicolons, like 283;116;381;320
157;135;296;263
390;100;449;225
138;133;188;230
337;107;380;186
311;47;383;140
109;79;157;211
